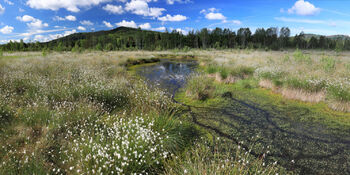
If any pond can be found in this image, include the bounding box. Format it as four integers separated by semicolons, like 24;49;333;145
135;60;350;175
135;59;198;95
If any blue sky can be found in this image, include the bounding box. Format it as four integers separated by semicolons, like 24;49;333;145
1;0;350;43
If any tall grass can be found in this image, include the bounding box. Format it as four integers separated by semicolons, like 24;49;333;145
321;56;336;72
185;74;216;101
0;54;198;174
293;49;312;64
165;138;288;175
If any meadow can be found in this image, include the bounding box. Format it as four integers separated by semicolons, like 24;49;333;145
1;49;349;174
0;51;288;174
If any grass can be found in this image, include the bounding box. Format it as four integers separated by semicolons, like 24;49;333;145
185;74;216;101
177;73;350;174
0;52;201;174
165;137;288;175
2;49;350;174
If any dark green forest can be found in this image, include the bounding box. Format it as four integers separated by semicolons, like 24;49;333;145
1;26;350;52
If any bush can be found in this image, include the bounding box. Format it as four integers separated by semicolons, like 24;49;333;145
327;85;350;102
182;46;191;52
206;64;218;74
293;49;312;64
284;78;326;92
64;115;170;174
218;67;228;79
321;56;336;72
283;55;290;62
104;43;114;51
0;104;13;125
42;49;48;57
186;74;215;101
230;66;255;79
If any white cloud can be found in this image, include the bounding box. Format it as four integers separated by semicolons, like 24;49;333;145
19;8;25;12
34;35;47;42
139;23;151;29
0;25;14;34
166;0;191;5
275;17;325;24
16;15;35;22
288;0;320;16
103;4;124;14
54;15;76;21
0;4;5;14
54;16;65;21
65;15;76;21
205;12;226;20
26;0;112;12
152;26;166;31
103;21;113;28
27;20;49;29
223;20;242;25
116;20;137;28
16;28;69;38
17;15;48;29
201;8;231;22
125;0;165;17
64;29;77;36
77;26;86;31
4;0;14;5
80;20;94;26
200;8;218;14
158;14;187;22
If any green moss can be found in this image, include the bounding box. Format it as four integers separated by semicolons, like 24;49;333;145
177;77;350;133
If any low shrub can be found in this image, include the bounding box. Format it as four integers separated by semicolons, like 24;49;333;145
321;56;336;72
185;74;215;101
327;85;350;102
293;49;312;64
284;78;326;92
218;67;229;79
230;66;255;79
0;104;13;126
164;138;285;175
206;64;218;74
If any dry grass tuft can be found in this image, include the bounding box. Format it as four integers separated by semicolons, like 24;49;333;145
259;79;276;90
328;101;350;113
259;80;325;103
281;88;325;103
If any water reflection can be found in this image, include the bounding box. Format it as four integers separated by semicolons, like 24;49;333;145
136;59;197;95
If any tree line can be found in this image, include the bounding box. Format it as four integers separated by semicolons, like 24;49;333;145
1;27;349;52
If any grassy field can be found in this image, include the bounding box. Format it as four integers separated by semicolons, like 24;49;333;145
193;49;350;112
176;49;350;174
1;49;349;174
0;51;290;174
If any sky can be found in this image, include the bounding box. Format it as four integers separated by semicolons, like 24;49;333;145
1;0;350;43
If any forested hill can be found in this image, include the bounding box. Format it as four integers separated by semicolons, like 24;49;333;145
1;26;350;52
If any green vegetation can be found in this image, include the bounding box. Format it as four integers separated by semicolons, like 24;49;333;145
165;138;286;175
327;85;350;102
0;55;200;174
185;74;216;101
2;49;350;174
1;26;349;52
177;73;350;174
321;56;336;72
230;66;255;79
293;49;312;64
